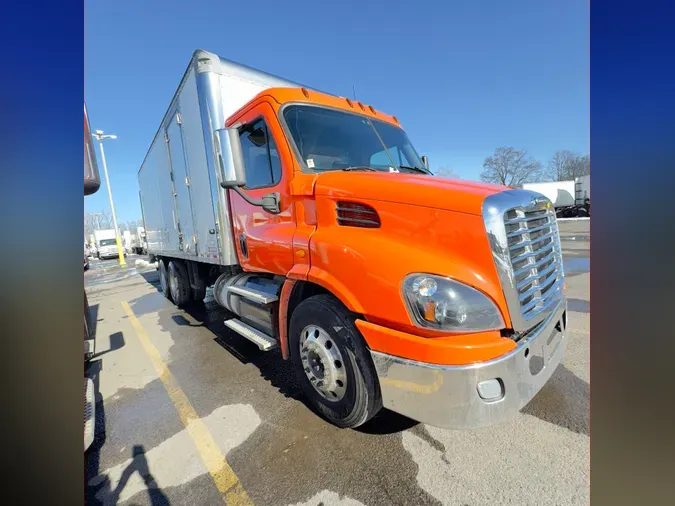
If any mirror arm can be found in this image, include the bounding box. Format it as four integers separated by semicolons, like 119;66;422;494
224;185;281;214
229;185;264;206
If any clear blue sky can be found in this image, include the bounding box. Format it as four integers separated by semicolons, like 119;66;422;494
85;0;588;223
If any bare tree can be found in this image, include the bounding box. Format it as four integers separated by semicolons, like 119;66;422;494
546;150;576;181
120;219;142;232
546;151;590;181
568;154;590;179
480;147;543;187
433;166;460;179
85;211;112;237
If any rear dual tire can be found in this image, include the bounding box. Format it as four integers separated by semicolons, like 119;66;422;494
158;258;204;306
168;260;191;306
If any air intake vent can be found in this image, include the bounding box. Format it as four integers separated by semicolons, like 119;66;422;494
336;201;380;228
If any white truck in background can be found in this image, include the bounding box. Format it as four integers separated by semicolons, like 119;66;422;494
124;226;148;255
94;229;122;259
523;176;590;218
123;230;133;254
133;226;147;254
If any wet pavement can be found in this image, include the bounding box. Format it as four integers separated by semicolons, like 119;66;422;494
85;255;156;287
85;221;590;506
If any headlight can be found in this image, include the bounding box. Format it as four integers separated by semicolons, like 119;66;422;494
402;274;505;332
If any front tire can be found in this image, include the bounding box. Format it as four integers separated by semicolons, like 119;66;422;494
168;260;191;306
289;294;382;429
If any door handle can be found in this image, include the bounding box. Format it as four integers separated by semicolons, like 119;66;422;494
238;234;248;258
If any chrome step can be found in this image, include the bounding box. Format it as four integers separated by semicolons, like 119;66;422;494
84;378;95;451
224;318;278;351
226;285;279;305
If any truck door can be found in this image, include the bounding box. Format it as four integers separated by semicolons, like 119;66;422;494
228;103;295;275
165;111;197;256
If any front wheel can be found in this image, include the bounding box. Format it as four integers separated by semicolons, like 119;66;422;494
289;294;382;429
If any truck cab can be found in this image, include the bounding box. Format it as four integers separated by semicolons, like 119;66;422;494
140;50;568;430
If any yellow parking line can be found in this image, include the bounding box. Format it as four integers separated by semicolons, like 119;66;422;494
121;301;253;505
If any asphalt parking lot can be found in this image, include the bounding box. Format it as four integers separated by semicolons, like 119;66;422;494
85;220;590;506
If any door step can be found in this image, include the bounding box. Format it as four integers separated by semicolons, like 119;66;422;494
85;377;95;451
224;318;278;351
226;285;279;305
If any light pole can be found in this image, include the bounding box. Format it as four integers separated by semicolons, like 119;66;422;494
92;129;126;266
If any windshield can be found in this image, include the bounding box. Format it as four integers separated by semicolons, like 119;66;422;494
282;105;427;173
99;239;116;247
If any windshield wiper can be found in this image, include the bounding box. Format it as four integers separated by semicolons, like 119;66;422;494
398;165;431;175
341;166;379;172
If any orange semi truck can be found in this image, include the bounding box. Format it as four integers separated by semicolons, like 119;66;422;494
137;50;568;430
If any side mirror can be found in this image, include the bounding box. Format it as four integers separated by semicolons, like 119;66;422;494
421;155;429;170
215;127;246;188
216;126;282;214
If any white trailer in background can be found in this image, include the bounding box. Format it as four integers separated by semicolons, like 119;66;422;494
575;175;590;204
523;176;590;218
522;181;575;208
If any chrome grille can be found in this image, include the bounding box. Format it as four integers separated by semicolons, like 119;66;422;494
503;206;563;321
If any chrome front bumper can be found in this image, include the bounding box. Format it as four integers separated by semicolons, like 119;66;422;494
369;298;568;429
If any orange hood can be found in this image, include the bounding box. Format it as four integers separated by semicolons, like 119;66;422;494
312;172;508;215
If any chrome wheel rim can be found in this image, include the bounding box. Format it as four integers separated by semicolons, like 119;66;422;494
300;325;347;401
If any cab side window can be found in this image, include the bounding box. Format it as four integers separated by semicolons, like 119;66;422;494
239;119;282;189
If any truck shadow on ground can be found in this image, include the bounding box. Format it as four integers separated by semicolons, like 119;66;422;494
567;298;590;313
522;363;589;436
91;331;126;359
